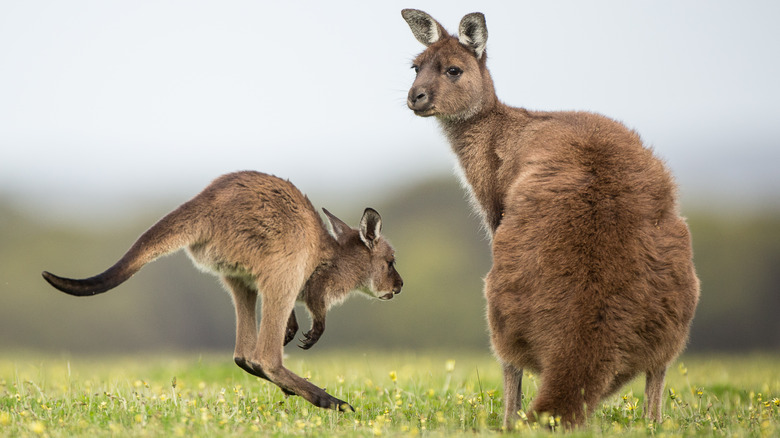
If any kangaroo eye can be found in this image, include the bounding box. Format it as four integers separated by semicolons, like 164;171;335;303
411;65;420;74
446;66;462;77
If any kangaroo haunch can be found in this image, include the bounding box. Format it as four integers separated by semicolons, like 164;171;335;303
402;9;699;428
43;170;404;411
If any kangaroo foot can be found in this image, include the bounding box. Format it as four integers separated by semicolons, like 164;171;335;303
234;357;295;396
313;390;353;412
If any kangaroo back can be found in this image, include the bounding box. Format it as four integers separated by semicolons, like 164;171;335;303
42;201;201;296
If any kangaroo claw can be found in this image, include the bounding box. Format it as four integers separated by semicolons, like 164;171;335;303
298;329;321;350
338;401;355;412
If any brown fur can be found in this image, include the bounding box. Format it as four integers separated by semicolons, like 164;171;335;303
42;170;403;411
402;9;699;428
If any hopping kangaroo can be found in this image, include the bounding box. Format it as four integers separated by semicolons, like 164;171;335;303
43;170;403;411
402;10;699;427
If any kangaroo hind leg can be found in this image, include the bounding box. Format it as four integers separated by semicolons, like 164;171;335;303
223;276;276;384
249;280;353;411
645;367;667;423
502;363;524;430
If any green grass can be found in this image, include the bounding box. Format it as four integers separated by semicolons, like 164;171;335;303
1;351;779;436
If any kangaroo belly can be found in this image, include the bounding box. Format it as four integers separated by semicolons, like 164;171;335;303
186;242;255;279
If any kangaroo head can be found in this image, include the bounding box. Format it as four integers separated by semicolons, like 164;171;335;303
403;9;493;121
323;208;403;300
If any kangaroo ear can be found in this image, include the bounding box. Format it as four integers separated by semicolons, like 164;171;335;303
402;9;447;46
458;12;488;59
323;208;351;240
359;208;382;250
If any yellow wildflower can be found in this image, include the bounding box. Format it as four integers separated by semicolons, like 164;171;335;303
30;421;45;435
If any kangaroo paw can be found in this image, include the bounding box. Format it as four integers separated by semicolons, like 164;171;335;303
298;328;323;350
284;325;298;346
284;311;299;346
298;335;317;350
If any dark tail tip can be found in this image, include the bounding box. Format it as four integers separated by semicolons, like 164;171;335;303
41;270;112;296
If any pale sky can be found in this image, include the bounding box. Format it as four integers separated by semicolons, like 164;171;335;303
1;0;778;221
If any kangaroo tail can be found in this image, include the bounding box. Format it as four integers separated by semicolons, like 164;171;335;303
42;201;200;297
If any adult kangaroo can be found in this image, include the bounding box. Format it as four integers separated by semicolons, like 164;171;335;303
43;170;403;411
402;9;699;428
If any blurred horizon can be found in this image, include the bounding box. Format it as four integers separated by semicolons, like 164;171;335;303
2;175;779;354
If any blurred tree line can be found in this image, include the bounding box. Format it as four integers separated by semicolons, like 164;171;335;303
1;176;778;353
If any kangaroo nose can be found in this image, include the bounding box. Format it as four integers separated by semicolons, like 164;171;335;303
408;87;429;109
394;279;403;294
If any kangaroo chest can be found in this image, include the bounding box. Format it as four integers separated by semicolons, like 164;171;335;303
454;146;506;233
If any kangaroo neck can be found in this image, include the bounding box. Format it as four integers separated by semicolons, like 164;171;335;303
437;101;516;233
306;234;363;299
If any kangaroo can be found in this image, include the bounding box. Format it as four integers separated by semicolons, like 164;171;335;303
42;170;403;411
402;9;699;428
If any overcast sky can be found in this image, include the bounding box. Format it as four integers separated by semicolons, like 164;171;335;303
1;0;778;221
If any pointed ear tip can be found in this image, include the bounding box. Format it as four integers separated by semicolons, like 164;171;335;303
402;9;436;25
363;207;381;218
461;12;487;28
323;208;346;228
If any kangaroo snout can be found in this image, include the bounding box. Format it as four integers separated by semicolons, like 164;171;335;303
394;276;403;293
407;87;433;115
378;278;403;301
388;284;403;298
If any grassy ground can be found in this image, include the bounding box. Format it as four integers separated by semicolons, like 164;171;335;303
1;350;779;437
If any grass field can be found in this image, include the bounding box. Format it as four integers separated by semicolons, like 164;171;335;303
1;350;779;437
